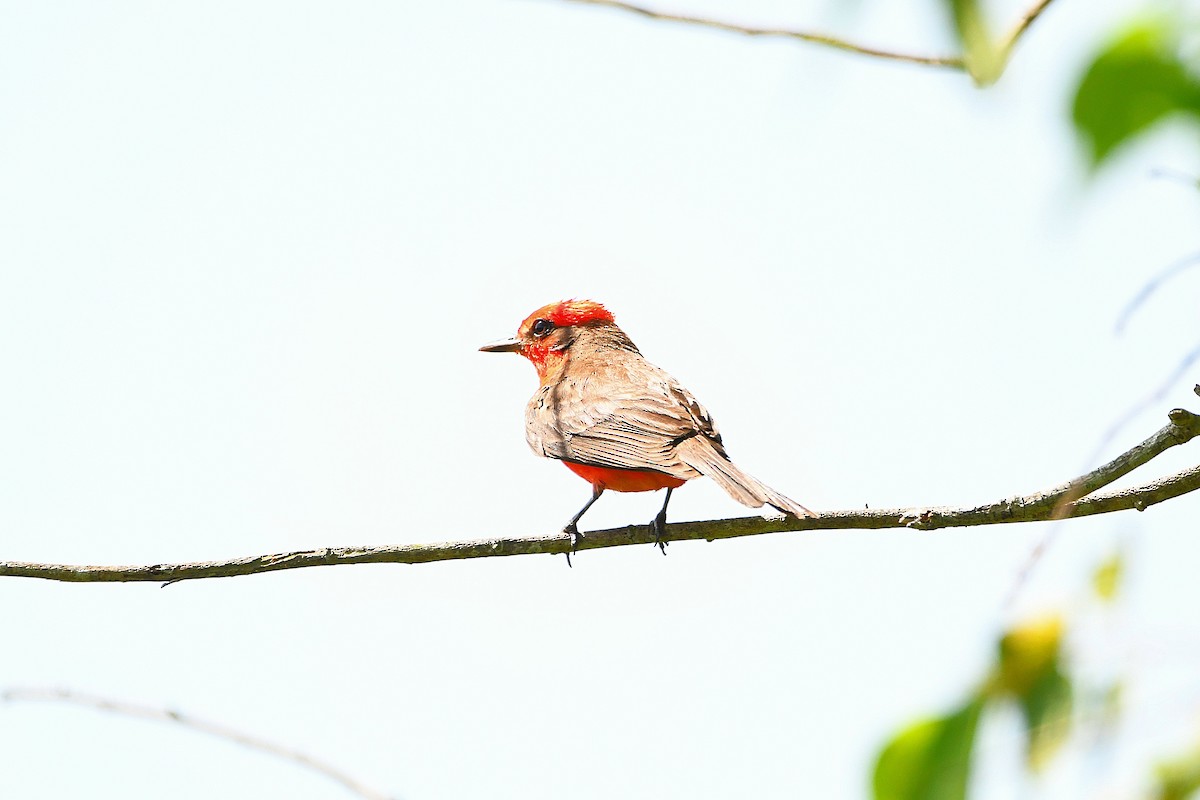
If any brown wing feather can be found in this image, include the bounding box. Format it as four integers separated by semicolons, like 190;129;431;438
525;348;711;479
675;436;815;517
523;333;815;518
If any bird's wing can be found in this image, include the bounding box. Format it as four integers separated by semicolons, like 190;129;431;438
523;349;816;517
525;356;720;479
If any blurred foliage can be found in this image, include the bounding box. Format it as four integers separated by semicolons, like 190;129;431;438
1096;680;1124;734
943;0;1003;86
872;615;1072;800
869;548;1200;798
992;617;1073;770
1093;550;1125;603
1011;656;1072;770
993;616;1064;698
873;698;984;800
1072;17;1200;168
1155;740;1200;800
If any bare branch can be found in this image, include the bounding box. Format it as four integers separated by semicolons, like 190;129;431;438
1046;405;1200;517
557;0;1061;76
1004;376;1200;608
1;408;1197;585
1078;338;1200;488
2;688;394;800
997;0;1055;62
558;0;963;68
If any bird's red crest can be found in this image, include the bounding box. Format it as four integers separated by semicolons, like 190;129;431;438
506;300;617;379
529;299;615;329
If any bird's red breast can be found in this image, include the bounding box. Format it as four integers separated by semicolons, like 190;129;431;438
562;461;686;493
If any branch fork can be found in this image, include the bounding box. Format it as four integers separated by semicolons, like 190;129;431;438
897;407;1200;531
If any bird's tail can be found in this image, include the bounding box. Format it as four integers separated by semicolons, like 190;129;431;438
676;437;816;518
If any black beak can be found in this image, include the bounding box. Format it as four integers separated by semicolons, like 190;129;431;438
479;338;522;353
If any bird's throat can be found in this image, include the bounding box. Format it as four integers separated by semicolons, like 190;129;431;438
530;345;569;386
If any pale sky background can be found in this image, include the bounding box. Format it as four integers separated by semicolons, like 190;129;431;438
2;1;1199;798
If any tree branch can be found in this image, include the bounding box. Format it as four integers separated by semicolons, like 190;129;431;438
558;0;963;68
997;0;1055;63
1;687;394;800
1;408;1197;585
557;0;1060;77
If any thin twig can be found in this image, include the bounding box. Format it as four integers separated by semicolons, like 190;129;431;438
1049;404;1200;518
996;0;1055;63
1007;464;1200;610
1;408;1197;585
557;0;1061;77
1082;339;1200;475
1;688;394;800
557;0;963;68
1030;348;1200;585
1006;271;1200;605
1114;252;1200;335
1150;167;1200;188
1006;384;1200;607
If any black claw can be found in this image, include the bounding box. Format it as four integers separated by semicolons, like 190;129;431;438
565;523;582;551
650;512;668;556
563;523;581;568
649;486;673;556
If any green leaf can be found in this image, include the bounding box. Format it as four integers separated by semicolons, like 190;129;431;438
1072;20;1200;168
943;0;1003;86
873;697;985;800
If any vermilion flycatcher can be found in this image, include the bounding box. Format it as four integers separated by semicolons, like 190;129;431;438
481;299;815;552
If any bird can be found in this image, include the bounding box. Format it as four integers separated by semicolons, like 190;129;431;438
480;299;815;556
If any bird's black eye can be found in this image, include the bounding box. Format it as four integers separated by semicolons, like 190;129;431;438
531;318;554;338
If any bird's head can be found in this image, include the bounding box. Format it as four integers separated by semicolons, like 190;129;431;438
480;299;617;380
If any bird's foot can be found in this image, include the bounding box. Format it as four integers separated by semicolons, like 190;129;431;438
563;523;582;568
650;511;668;556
